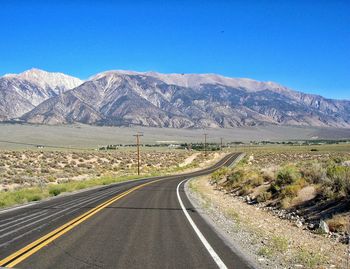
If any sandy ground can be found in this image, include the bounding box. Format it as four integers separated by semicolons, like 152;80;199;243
179;153;200;167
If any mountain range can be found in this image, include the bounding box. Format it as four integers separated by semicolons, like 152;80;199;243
0;68;349;128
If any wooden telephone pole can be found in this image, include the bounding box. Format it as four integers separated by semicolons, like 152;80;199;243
133;133;143;175
204;133;208;156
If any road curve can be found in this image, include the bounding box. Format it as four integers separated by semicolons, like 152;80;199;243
0;153;253;268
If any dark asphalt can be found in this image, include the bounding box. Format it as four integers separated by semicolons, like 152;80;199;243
0;153;254;269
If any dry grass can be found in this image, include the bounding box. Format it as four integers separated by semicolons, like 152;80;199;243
327;215;349;232
0;149;209;192
0;149;219;209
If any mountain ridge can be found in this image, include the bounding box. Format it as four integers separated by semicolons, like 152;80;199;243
1;68;349;128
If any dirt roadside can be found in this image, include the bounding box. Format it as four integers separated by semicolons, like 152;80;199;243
186;175;348;269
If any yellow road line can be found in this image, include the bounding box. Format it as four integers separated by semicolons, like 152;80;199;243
0;178;163;268
0;153;237;268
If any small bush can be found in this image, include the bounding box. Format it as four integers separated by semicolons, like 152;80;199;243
301;162;327;184
271;236;288;253
249;172;264;187
296;248;325;268
327;215;349;232
211;167;229;184
326;165;350;196
257;191;272;202
262;167;277;182
238;184;253;195
226;169;245;186
49;186;66;196
281;178;306;198
280;197;292;209
276;166;300;187
258;246;273;258
28;194;42;202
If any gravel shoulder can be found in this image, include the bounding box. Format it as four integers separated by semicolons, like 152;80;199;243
186;176;348;269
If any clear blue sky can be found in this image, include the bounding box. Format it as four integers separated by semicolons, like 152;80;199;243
1;1;349;100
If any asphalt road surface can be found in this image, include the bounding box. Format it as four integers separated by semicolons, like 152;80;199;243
0;153;254;269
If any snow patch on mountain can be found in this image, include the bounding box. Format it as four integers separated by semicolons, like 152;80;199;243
90;70;289;93
4;68;83;94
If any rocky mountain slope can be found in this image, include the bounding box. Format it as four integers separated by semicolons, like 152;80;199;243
20;70;350;128
0;69;83;120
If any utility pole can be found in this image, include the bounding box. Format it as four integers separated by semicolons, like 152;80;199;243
220;137;223;151
204;133;208;156
133;133;143;175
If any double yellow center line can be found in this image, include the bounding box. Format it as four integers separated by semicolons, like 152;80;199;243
0;178;163;268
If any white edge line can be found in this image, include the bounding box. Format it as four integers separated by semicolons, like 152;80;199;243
176;178;228;269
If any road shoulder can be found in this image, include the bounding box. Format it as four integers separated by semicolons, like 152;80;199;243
184;178;259;269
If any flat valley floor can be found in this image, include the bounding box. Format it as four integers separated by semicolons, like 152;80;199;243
0;123;350;150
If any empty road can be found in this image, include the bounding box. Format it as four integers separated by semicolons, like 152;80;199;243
0;153;253;268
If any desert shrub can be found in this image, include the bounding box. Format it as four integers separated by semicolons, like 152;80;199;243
280;197;292;208
332;157;343;164
319;186;337;200
28;194;42;202
281;178;307;198
211;167;229;183
301;162;327;184
258;246;273;258
327;215;349;232
275;166;300;187
49;185;67;196
325;165;350;196
238;184;253;195
226;169;245;186
281;185;299;198
271;236;288;253
257;191;272;202
250;173;264;187
296;248;325;268
41;167;50;174
46;175;56;182
262;167;277;182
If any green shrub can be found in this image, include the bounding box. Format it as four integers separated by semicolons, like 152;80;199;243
269;182;281;194
258;246;273;258
271;236;288;253
226;169;245;186
251;176;264;187
28;194;42;202
49;186;66;196
211;167;229;183
281;178;306;198
296;248;325;268
276;166;300;187
326;165;350;196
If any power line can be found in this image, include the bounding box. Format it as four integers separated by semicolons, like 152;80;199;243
0;140;91;151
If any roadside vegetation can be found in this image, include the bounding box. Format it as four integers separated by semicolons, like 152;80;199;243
211;145;350;233
0;149;216;208
188;144;350;269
